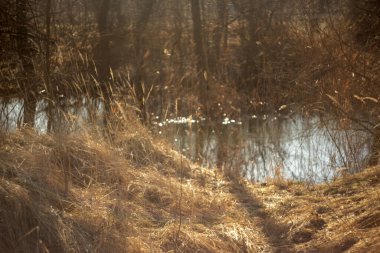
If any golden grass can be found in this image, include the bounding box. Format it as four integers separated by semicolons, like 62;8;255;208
251;167;380;252
0;123;271;252
0;120;379;252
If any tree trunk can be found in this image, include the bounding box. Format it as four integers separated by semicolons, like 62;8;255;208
191;0;209;111
214;0;227;65
45;0;55;132
94;0;112;130
16;0;37;127
369;128;380;166
132;0;156;124
191;0;209;161
216;125;228;169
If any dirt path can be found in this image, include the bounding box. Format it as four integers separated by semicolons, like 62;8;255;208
228;178;294;253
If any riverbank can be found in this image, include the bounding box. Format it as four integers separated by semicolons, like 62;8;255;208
0;126;379;252
251;166;380;252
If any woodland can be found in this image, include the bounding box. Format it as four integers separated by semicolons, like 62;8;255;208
0;0;379;252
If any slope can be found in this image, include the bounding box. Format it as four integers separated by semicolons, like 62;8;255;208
0;122;379;252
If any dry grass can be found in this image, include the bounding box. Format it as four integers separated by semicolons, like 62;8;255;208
1;118;379;252
0;121;271;252
251;167;380;252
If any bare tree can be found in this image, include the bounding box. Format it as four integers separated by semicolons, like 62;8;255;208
16;0;37;127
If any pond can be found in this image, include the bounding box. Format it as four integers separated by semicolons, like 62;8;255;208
151;114;371;183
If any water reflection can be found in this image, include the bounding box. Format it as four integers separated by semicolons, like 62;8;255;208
0;98;105;133
152;115;371;183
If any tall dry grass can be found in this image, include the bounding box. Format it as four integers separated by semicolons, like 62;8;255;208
0;110;273;252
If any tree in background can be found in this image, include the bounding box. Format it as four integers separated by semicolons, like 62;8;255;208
15;0;38;127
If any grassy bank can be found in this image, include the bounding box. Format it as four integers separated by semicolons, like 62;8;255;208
252;167;380;252
0;123;271;252
0;122;379;252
